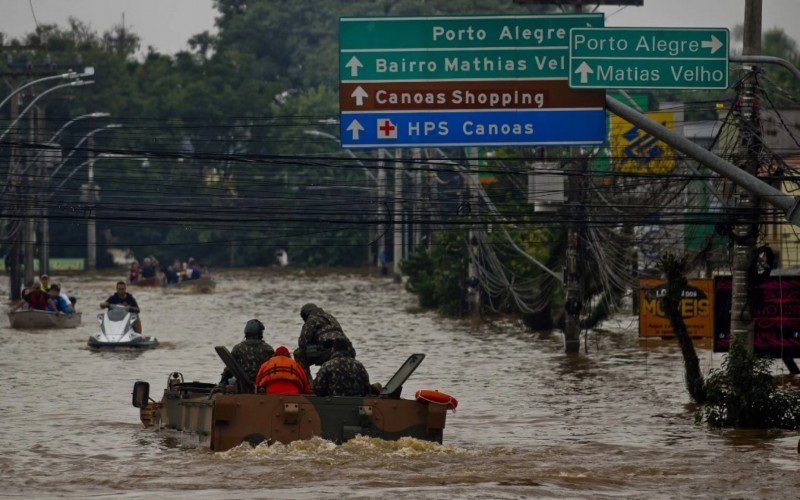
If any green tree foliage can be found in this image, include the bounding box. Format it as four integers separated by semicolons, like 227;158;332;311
701;337;800;429
761;28;800;103
401;231;468;315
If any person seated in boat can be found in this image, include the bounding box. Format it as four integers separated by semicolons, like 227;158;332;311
162;260;181;285
314;335;371;397
219;319;275;387
46;284;75;315
140;257;158;280
100;281;142;333
11;287;53;312
255;346;312;395
186;257;202;280
10;287;32;311
36;274;72;309
129;260;140;284
295;303;356;381
37;274;51;293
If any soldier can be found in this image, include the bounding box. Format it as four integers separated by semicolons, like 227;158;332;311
294;303;356;380
314;335;370;397
220;319;275;386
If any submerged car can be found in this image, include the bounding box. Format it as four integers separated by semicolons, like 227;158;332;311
132;349;456;451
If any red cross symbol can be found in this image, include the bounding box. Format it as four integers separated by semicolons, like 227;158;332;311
377;118;397;139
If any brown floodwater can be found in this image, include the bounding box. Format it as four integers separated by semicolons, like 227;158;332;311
1;268;798;498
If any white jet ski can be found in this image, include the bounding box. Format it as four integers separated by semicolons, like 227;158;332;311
88;304;158;349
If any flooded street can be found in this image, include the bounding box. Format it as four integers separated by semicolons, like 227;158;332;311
1;268;798;498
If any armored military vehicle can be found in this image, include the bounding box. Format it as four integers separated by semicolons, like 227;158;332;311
131;348;454;451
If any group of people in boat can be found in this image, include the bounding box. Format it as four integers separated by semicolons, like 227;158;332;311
128;256;207;286
11;274;76;315
220;303;371;397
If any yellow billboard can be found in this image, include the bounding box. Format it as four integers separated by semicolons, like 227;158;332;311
611;111;676;174
638;278;714;338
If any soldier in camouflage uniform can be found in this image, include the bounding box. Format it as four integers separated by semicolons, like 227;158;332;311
220;319;275;385
294;303;356;380
314;335;370;397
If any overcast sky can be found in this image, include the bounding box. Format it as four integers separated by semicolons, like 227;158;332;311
0;0;799;55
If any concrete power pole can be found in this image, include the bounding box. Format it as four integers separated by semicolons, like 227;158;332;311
83;130;98;270
730;0;762;353
377;149;388;276
412;148;423;250
467;147;481;317
8;83;23;299
563;157;584;353
37;104;49;276
23;97;36;285
393;148;403;280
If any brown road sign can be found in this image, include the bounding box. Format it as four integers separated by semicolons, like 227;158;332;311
340;80;604;112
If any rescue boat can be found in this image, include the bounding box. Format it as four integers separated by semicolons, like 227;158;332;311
7;309;82;329
163;276;216;293
132;351;454;451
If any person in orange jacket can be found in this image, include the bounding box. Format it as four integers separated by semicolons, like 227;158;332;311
255;345;312;395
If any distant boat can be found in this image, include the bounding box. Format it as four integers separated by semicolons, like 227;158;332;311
163;276;216;294
130;277;162;287
8;309;82;329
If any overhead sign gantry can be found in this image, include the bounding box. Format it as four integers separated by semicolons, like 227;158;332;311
339;15;607;148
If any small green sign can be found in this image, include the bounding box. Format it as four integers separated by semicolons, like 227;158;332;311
340;14;604;82
569;28;729;89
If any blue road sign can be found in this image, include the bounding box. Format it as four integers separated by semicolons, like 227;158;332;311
339;15;607;148
339;109;606;148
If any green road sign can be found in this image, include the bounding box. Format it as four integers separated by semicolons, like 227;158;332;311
569;28;729;89
340;14;604;81
341;15;604;50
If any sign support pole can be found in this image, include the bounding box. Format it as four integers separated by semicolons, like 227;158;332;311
731;0;762;354
393;148;403;281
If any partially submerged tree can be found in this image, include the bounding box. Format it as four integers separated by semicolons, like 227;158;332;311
660;253;800;429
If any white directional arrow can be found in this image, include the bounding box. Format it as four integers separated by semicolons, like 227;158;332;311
701;35;723;54
575;61;594;84
351;86;368;106
345;56;363;77
346;119;364;140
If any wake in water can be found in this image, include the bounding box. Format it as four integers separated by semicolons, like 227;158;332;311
214;435;485;461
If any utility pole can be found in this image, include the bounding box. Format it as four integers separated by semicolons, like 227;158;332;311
377;149;388;276
23;94;36;286
730;0;762;353
412;148;423;250
37;103;49;276
563;156;584;353
83;128;99;270
466;146;481;317
393;148;403;280
7;82;23;299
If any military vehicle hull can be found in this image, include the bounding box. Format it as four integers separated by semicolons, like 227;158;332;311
138;382;447;451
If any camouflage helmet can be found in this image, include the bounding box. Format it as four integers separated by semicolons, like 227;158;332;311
244;319;265;338
300;303;320;321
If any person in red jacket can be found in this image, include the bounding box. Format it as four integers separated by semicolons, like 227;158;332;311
255;346;312;395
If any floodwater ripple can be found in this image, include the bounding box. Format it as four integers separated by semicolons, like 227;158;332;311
1;268;798;498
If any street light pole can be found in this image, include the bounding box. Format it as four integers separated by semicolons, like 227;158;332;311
49;124;122;180
0;67;93;112
0;80;94;143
